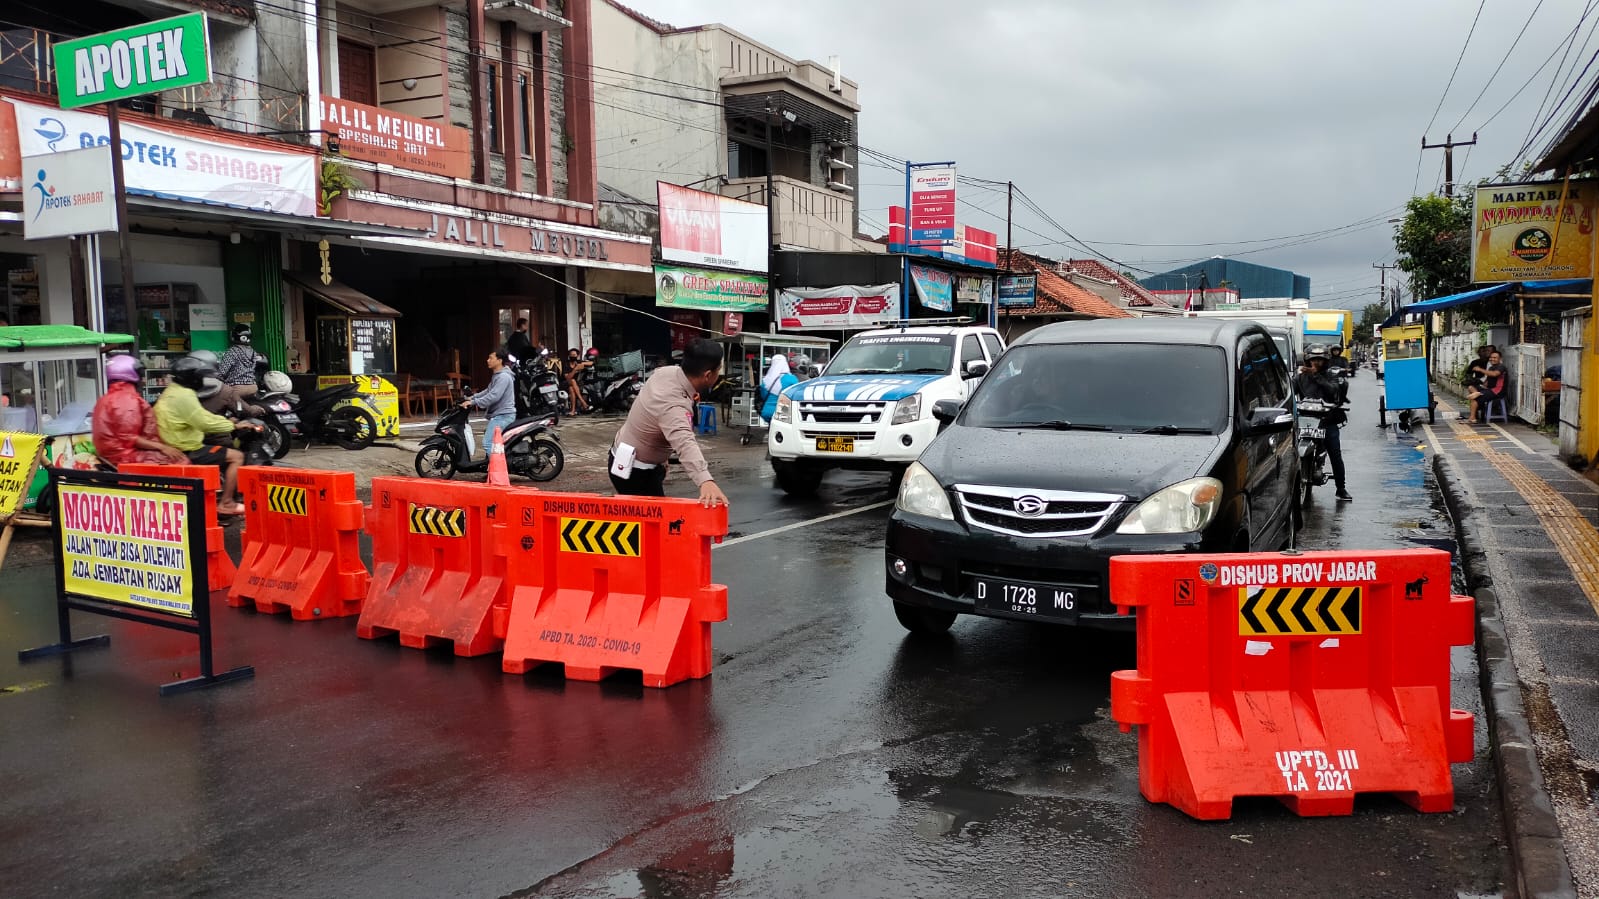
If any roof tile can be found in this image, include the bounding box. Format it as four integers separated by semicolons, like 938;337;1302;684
998;251;1133;319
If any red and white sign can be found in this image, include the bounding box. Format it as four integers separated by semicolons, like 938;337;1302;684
909;165;956;244
320;95;471;179
723;312;744;336
658;182;769;273
778;284;900;331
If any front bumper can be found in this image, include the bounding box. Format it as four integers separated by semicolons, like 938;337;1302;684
767;417;940;467
884;510;1225;631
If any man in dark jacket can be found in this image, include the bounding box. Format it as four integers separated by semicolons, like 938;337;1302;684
1294;345;1351;502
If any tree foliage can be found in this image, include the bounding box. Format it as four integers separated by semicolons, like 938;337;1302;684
1355;302;1388;341
1393;194;1472;302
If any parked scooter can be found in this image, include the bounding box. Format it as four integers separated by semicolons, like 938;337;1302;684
413;403;564;481
513;349;565;422
281;381;377;451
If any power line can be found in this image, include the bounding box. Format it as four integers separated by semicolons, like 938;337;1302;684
1450;0;1546;133
1423;0;1489;138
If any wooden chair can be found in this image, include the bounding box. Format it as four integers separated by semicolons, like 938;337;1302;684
393;374;422;417
436;374;465;413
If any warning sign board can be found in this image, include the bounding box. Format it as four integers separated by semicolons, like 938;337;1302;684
0;431;46;527
1239;586;1362;636
559;517;641;557
58;480;197;617
409;504;465;537
267;484;308;515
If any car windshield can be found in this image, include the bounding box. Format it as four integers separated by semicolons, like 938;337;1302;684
962;343;1230;432
826;334;956;375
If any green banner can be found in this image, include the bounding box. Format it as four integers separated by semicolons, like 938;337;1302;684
53;13;212;110
654;264;768;313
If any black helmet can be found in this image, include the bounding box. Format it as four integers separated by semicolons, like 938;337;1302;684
232;323;252;345
171;353;218;389
1304;344;1331;362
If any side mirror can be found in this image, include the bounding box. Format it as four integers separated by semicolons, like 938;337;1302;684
964;360;990;379
1247;406;1294;434
932;399;963;426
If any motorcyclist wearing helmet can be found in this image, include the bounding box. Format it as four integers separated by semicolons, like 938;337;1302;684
155;353;250;514
565;347;593;415
1294;344;1352;502
218;324;260;400
91;353;186;466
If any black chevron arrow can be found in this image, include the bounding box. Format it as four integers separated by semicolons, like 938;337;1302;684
622;523;640;555
1264;589;1292;633
1289;589;1316;633
1241;590;1268;634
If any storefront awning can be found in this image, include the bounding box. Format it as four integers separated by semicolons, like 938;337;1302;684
0;324;134;348
129;194;425;241
1381;279;1591;327
284;272;403;318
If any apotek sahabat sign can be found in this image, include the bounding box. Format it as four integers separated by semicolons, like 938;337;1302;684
52;13;212;110
22;145;117;240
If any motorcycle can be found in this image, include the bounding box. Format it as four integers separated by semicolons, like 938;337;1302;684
283;381;378;451
513;350;565;422
1295;397;1344;505
414;403;564;481
599;369;642;412
198;379;275;467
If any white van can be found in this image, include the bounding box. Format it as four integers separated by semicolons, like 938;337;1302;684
767;325;1006;495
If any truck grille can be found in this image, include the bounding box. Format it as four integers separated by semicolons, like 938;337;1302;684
799;401;887;425
952;484;1124;538
800;429;876;441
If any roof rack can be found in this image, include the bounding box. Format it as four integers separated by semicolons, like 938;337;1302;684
874;317;974;330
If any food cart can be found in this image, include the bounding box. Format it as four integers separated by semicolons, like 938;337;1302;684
290;274;404;439
715;332;836;445
1378;322;1434;426
0;325;135;517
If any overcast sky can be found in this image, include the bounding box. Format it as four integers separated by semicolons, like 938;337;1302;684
629;0;1599;309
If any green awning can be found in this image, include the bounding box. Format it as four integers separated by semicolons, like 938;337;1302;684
0;325;136;349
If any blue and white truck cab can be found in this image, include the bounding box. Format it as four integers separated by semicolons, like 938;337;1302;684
767;324;1006;496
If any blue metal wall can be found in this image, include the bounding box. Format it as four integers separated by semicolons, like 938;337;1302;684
1138;259;1308;300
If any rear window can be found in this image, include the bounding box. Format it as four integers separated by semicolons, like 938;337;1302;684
828;334;955;376
962;343;1230;432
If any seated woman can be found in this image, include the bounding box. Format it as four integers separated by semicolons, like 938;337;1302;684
1467;350;1508;422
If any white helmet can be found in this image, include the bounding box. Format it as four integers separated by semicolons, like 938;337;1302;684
264;371;293;394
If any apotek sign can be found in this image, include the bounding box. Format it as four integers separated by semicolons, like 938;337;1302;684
7;97;318;217
22;145;117;240
52;13;212;110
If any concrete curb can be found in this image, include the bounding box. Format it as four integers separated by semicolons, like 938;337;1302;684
1432;452;1578;899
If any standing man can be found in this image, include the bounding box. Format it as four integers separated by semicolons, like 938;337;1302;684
609;338;729;507
462;347;517;459
217;324;260;401
92;354;186;466
1295;345;1351;502
506;318;534;364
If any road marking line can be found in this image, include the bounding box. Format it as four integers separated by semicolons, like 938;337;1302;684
715;500;893;549
1447;415;1599;621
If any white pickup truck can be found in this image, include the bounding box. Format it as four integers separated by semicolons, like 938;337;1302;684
767;324;1006;495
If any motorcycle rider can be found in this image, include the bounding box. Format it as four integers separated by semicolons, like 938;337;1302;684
155;354;255;514
461;347;517;459
91;353;187;466
1294;344;1352;502
217;324;260;401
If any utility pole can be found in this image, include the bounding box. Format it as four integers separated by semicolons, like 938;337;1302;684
764;103;777;333
1420;132;1477;197
1372;262;1399;316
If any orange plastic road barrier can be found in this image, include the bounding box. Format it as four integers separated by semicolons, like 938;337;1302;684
1109;548;1474;820
497;491;728;687
228;467;368;620
118;463;236;594
357;477;511;656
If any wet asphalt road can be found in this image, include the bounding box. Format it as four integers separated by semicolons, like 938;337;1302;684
0;373;1508;898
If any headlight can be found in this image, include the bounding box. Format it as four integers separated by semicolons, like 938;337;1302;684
775;394;792;423
1116;477;1223;535
895;461;954;521
891;394;922;425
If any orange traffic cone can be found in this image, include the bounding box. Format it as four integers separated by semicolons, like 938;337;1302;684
487;426;510;486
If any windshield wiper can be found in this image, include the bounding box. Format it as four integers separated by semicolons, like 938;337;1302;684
1140;425;1213;435
904;367;947;374
1010;420;1112;431
838;368;895;375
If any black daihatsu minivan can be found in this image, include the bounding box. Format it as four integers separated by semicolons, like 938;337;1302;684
884;318;1298;634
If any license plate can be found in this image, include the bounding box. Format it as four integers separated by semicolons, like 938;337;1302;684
539;385;558;396
815;436;854;453
969;576;1081;621
277;414;299;424
1299;427;1325;439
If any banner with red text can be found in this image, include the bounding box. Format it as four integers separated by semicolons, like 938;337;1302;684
658;182;769;273
778;283;899;330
